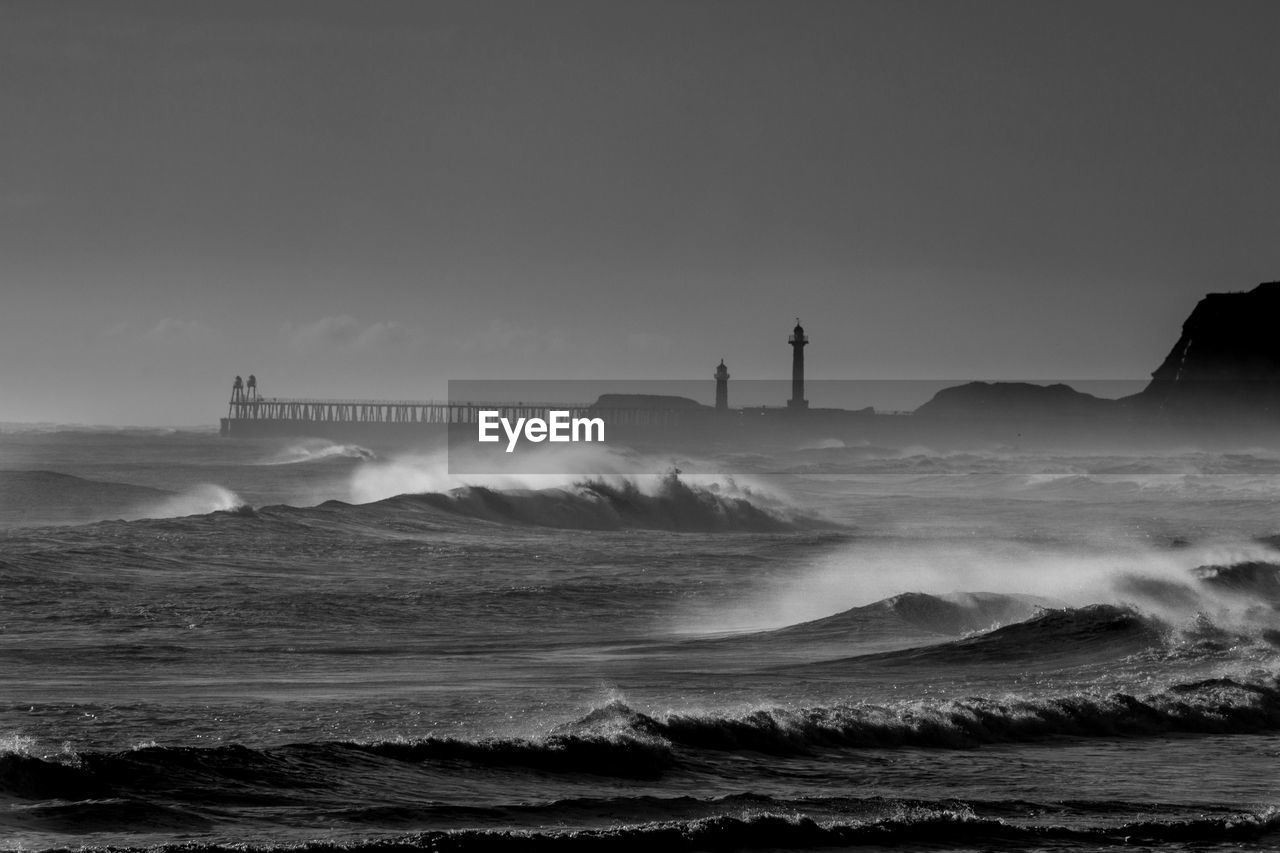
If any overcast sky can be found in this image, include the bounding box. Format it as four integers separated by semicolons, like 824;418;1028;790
3;0;1278;424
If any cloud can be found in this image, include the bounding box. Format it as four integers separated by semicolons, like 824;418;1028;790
145;317;220;345
282;316;421;353
95;317;220;346
465;318;570;355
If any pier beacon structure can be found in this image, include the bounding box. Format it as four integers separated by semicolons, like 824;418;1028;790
788;319;809;409
715;359;730;410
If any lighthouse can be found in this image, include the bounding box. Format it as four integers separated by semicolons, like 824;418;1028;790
788;319;808;409
714;359;730;410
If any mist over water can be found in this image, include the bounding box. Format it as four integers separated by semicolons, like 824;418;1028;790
727;536;1280;635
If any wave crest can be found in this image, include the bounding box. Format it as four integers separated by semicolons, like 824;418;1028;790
61;804;1279;851
389;471;830;532
611;675;1280;753
868;603;1164;664
264;440;377;465
5;676;1280;805
136;484;248;519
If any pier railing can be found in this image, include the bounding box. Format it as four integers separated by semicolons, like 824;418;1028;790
225;397;702;428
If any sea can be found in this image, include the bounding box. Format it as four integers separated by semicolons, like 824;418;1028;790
2;425;1280;851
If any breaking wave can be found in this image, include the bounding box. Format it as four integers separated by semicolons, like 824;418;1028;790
348;732;673;779
135;484;248;519
7;674;1280;798
1195;560;1280;603
608;675;1280;753
381;471;831;532
6;728;1280;850
735;534;1280;635
701;591;1054;655
32;806;1279;852
264;440;377;465
847;603;1165;665
863;591;1052;637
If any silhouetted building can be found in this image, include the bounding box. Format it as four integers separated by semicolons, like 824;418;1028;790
788;319;808;409
714;359;730;410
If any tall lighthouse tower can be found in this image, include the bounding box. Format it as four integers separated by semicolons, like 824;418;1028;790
714;359;730;410
788;319;809;409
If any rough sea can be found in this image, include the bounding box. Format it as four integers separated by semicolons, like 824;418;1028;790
3;427;1280;851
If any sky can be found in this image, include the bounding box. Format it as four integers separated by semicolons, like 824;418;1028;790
2;0;1279;425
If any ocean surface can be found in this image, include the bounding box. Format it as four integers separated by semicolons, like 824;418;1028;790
2;427;1280;851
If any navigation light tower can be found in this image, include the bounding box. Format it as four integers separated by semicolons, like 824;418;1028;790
788;319;808;409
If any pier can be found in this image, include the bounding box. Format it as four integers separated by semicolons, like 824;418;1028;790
220;380;702;439
218;322;816;441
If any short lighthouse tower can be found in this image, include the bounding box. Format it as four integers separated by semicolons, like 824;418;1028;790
714;359;730;410
788;319;808;409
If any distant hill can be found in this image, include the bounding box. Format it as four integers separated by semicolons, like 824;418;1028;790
592;394;707;409
914;381;1117;419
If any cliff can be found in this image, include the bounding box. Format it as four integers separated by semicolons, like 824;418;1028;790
916;281;1280;421
1139;281;1280;415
